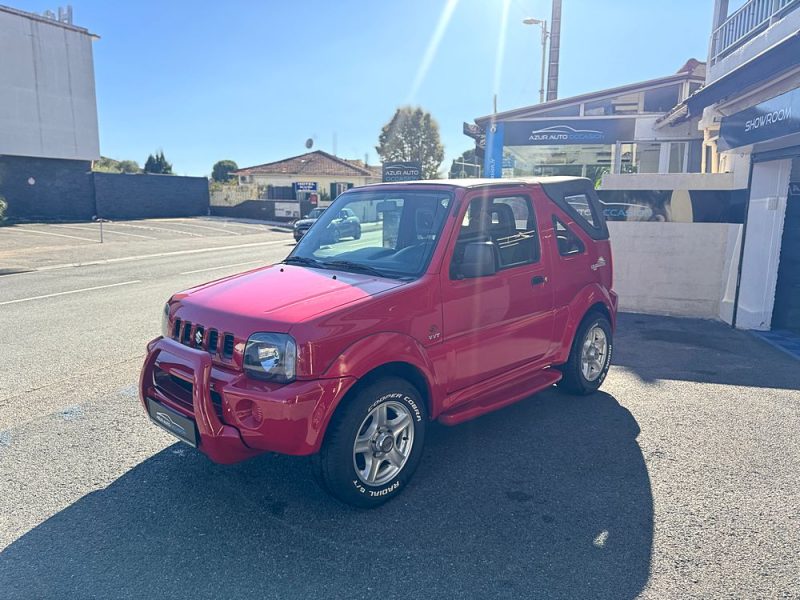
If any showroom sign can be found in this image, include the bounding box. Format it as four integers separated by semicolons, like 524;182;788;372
719;87;800;150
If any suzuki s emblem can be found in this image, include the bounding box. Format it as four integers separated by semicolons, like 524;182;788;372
195;330;203;346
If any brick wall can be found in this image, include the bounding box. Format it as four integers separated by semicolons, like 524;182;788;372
93;172;209;219
0;155;95;220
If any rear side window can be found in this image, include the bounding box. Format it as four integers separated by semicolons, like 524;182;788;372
564;193;598;228
553;217;585;256
540;180;609;241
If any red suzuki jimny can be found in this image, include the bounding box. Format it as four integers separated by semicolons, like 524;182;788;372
140;177;617;507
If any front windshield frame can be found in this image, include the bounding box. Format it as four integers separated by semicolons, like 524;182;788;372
287;187;454;280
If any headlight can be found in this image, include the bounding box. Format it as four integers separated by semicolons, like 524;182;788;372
161;303;170;337
243;333;297;383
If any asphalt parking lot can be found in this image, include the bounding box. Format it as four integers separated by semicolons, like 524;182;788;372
0;218;798;599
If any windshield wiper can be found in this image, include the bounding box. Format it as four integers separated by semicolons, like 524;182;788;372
282;256;326;269
321;260;391;278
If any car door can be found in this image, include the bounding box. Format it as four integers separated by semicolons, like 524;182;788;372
441;190;555;394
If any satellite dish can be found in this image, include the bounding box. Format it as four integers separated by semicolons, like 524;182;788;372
305;138;314;149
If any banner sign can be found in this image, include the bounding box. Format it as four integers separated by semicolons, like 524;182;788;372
483;122;505;178
382;162;421;182
293;182;317;192
463;122;485;138
503;118;635;146
720;87;800;150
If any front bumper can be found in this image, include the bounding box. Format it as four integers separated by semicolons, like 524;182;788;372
139;337;355;463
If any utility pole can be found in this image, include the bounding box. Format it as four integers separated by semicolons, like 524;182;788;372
546;0;562;101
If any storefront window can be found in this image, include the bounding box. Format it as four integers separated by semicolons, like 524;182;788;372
504;144;613;185
617;142;661;173
668;142;687;173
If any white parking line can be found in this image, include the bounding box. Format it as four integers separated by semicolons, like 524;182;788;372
162;220;242;235
108;222;202;237
180;260;264;275
28;239;290;272
5;227;97;243
0;280;141;306
50;224;157;240
198;218;274;232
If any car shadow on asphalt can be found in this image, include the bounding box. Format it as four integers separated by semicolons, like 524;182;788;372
0;389;652;600
614;312;799;389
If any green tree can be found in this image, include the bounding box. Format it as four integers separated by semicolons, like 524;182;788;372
212;160;238;182
93;156;141;173
448;148;481;178
376;106;444;179
144;151;173;174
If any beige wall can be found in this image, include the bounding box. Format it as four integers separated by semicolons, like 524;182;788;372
609;222;742;319
242;173;379;191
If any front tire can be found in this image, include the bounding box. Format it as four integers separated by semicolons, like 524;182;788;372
557;312;612;395
314;377;427;508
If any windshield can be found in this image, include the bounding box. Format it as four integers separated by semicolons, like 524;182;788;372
289;189;453;279
305;208;325;219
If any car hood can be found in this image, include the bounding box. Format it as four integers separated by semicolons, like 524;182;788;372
295;218;317;227
172;264;405;333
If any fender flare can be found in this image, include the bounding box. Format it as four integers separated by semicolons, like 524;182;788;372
553;283;616;365
310;332;441;452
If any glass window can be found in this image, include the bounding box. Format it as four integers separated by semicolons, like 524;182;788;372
290;189;452;279
620;142;661;174
584;92;640;116
668;142;687;173
643;85;681;112
553;217;585;256
451;195;539;277
564;194;597;227
531;104;581;118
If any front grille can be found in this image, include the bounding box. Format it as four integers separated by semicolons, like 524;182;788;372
169;318;232;362
153;368;223;419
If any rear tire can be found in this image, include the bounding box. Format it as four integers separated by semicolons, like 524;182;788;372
313;377;426;508
353;224;362;240
557;312;612;395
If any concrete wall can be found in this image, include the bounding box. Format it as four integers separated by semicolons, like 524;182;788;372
93;173;209;220
0;155;95;219
0;7;100;161
609;221;742;319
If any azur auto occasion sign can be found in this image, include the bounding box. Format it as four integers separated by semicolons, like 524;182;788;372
719;87;800;150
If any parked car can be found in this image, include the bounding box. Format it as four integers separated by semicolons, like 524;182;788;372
293;207;361;242
140;177;617;508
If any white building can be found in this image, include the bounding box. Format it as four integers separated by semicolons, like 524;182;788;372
680;0;800;333
0;5;100;219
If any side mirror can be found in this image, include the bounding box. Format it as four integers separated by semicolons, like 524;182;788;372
459;241;498;278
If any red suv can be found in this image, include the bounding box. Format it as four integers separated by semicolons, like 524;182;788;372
140;177;617;507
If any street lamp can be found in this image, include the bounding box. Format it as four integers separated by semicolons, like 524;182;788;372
522;17;549;104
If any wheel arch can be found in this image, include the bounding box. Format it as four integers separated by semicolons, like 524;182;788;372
552;284;616;365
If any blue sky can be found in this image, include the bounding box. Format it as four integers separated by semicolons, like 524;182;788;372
16;0;715;175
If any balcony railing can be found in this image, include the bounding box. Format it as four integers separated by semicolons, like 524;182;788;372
711;0;800;63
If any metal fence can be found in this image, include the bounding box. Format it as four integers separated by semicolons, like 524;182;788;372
711;0;800;63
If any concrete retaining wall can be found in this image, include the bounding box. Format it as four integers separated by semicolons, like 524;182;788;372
609;221;742;319
0;155;95;220
93;172;209;220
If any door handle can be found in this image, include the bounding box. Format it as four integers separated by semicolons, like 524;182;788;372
531;275;547;286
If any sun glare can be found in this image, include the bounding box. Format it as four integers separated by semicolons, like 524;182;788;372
493;0;512;103
407;0;460;103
